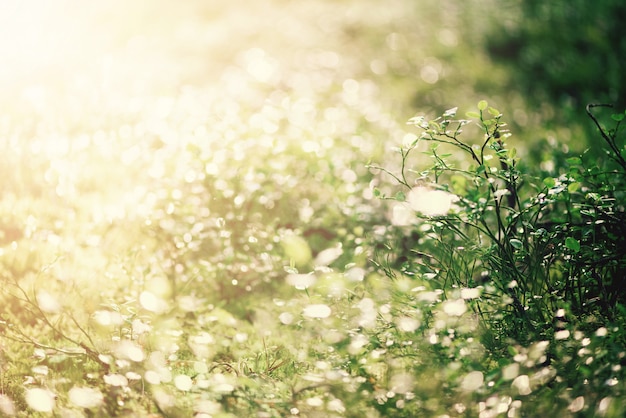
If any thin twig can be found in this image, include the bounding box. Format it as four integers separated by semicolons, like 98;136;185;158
586;103;626;171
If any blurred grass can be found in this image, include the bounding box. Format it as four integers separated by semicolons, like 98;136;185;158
1;0;611;342
0;0;594;355
1;1;623;415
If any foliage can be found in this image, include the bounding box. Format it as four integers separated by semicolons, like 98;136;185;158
370;101;626;416
486;0;626;109
1;1;625;417
3;94;625;417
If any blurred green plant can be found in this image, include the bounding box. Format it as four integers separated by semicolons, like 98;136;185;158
487;0;626;109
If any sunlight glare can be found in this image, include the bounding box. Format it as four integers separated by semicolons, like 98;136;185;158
408;186;458;216
0;0;106;91
68;387;104;409
25;388;55;412
303;304;331;319
174;375;193;391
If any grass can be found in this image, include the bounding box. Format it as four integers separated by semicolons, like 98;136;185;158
0;0;625;417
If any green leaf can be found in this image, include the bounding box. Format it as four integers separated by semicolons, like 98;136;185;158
478;100;488;111
611;113;625;122
373;188;382;197
395;191;406;201
509;238;523;249
566;157;582;166
567;182;580;193
488;107;501;116
428;121;441;131
451;174;467;194
565;237;580;253
543;177;556;188
466;111;480;119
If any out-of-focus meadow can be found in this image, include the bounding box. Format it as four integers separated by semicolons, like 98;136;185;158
1;0;625;416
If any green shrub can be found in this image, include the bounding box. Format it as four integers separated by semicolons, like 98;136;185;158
369;101;626;416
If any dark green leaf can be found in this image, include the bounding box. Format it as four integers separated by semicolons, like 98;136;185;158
565;237;580;253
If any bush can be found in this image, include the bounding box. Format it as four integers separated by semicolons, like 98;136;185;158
369;101;626;416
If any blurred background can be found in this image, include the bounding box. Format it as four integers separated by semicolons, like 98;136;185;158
2;2;626;415
1;0;625;262
2;0;624;153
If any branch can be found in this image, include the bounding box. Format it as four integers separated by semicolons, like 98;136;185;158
586;103;626;171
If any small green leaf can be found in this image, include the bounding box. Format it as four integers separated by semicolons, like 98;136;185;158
478;100;488;111
566;157;582;166
428;121;441;131
395;191;406;201
373;188;382;197
565;237;580;253
611;113;625;122
466;111;480;119
509;238;523;249
488;107;501;116
543;177;556;188
567;182;580;193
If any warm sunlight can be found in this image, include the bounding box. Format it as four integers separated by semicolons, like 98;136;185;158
1;0;624;416
0;1;103;89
